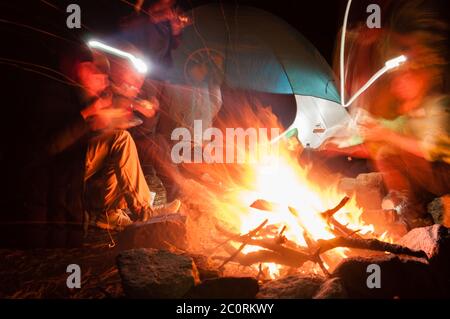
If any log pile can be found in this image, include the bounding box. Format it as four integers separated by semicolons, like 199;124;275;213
212;197;428;277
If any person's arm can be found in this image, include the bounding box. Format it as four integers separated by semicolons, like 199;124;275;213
45;113;90;157
168;8;190;41
45;96;111;157
319;143;371;158
384;130;426;158
362;123;426;158
132;96;159;119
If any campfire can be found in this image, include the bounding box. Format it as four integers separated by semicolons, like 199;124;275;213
175;103;416;280
204;158;422;279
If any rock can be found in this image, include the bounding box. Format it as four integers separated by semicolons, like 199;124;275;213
187;254;222;281
313;277;347;299
186;277;259;299
117;248;200;298
257;274;324;299
397;225;450;295
427;195;450;226
397;224;450;259
118;214;187;251
331;254;443;298
338;173;385;210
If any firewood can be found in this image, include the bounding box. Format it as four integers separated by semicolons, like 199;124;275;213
216;249;310;268
302;230;330;277
316;237;428;259
320;196;350;219
213;197;428;273
218;219;268;268
215;228;427;270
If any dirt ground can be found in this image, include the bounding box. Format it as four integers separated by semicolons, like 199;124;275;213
0;228;123;299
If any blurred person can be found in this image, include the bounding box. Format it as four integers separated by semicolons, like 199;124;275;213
35;49;181;233
83;50;183;229
360;61;449;228
114;0;191;201
327;0;449;229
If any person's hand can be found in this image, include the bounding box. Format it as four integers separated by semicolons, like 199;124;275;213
81;96;132;131
88;107;131;131
80;95;112;120
133;96;160;118
168;8;191;35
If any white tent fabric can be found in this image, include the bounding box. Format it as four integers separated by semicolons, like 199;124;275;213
292;95;351;148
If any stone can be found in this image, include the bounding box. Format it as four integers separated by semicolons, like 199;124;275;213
313;277;347;299
117;248;200;298
186;277;259;299
256;274;324;299
397;224;450;259
338;173;385;210
118;214;187;251
427;195;450;226
331;254;444;298
186;254;222;281
397;225;450;295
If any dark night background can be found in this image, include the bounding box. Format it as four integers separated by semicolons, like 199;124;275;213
0;0;448;221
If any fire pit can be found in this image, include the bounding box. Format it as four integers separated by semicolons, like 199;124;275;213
211;197;425;279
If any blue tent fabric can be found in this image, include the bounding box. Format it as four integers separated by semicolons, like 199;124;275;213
166;4;341;103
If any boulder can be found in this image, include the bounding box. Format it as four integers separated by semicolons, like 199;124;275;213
338;173;385;210
117;248;200;298
186;277;259;299
331;254;442;298
313;277;348;299
257;274;324;299
186;254;222;281
398;225;450;296
118;214;187;251
427;195;450;226
398;224;450;259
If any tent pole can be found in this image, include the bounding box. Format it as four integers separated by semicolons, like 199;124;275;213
340;0;353;106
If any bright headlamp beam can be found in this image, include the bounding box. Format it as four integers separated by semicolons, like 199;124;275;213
343;55;407;107
385;55;407;69
271;55;406;144
339;0;407;107
87;40;148;74
340;0;353;106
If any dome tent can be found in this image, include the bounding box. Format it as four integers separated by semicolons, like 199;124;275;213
165;4;350;148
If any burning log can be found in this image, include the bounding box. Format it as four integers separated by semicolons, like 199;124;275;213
320;196;351;219
252;196;363;240
216;249;308;268
316;237;428;259
218;219;268;268
302;230;330;277
214;196;428;278
214;225;428;273
317;196;363;239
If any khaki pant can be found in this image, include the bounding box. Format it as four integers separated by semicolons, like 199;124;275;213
84;130;151;213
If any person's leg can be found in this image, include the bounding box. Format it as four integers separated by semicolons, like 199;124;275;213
84;165;126;213
134;133;182;201
84;130;152;215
